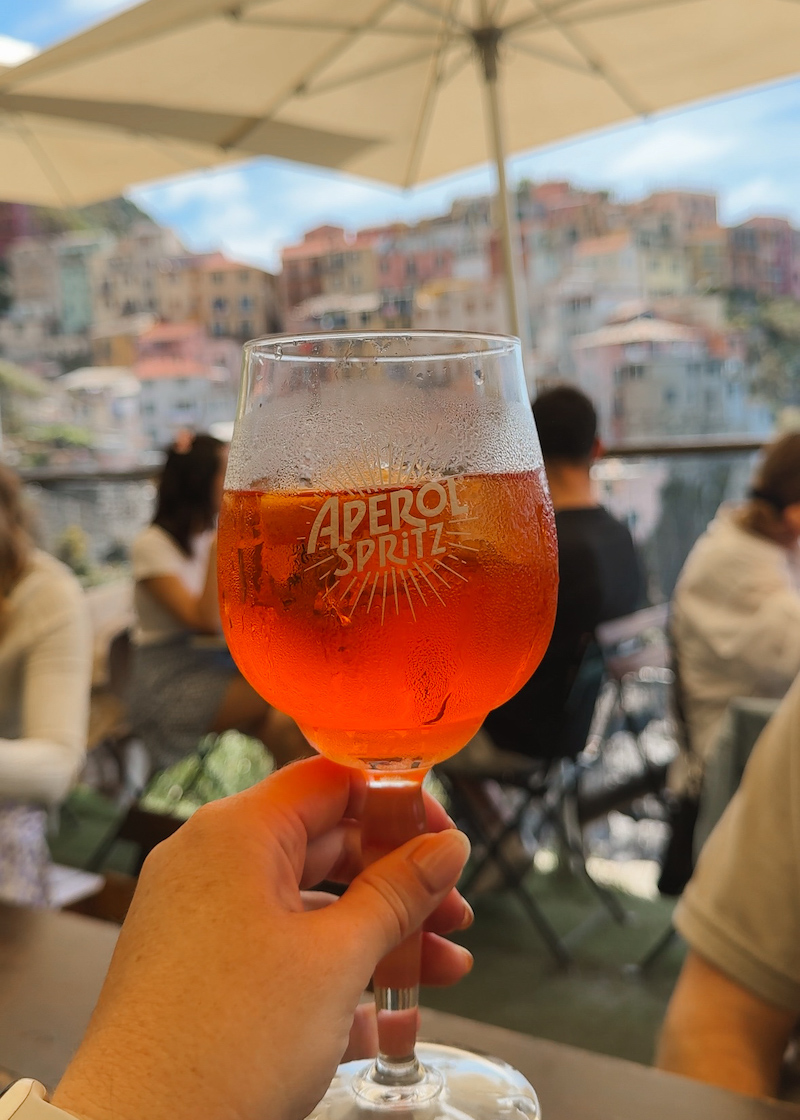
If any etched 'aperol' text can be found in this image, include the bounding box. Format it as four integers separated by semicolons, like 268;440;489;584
307;478;470;578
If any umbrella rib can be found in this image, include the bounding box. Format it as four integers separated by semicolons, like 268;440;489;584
267;0;402;110
509;39;594;74
10;114;77;207
305;49;439;96
402;0;470;32
504;0;590;34
524;0;650;115
219;0;404;148
508;0;695;35
490;0;513;21
403;0;462;187
236;15;442;38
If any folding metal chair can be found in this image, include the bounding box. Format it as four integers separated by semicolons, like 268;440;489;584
437;643;628;967
585;604;675;824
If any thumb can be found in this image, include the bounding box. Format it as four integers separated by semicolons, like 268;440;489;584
327;830;471;967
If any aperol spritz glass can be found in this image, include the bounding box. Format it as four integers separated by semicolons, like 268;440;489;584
218;332;557;1120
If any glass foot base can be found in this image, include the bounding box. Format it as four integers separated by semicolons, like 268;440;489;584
305;1043;542;1120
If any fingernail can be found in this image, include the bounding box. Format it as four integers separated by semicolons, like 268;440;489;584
458;900;475;929
458;946;474;971
411;831;471;892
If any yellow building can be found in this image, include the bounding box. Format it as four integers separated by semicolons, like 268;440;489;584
196;253;281;340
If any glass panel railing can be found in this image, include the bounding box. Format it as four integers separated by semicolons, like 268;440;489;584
22;439;765;595
25;476;154;584
594;446;759;601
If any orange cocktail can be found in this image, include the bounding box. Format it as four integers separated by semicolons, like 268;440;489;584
218;470;556;769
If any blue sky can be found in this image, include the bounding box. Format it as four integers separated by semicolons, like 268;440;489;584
4;0;800;270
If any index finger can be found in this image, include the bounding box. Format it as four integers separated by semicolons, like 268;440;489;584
237;756;361;844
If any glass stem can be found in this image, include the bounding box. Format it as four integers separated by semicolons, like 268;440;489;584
362;772;427;1084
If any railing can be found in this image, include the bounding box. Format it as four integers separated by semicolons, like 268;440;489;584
17;434;768;486
20;434;769;596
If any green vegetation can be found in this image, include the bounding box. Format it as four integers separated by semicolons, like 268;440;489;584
0;360;45;399
54;524;91;579
730;296;800;408
32;196;148;237
140;732;275;819
23;422;94;448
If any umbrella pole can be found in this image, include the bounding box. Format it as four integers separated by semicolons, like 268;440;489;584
475;24;523;342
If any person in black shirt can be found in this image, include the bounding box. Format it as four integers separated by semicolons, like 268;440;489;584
484;385;643;760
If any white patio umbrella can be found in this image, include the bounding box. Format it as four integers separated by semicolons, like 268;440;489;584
0;80;375;207
6;0;800;331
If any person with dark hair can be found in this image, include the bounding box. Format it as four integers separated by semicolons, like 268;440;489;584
129;433;309;771
483;384;643;760
0;465;92;904
670;432;800;777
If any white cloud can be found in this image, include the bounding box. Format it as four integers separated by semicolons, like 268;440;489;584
132;166;252;210
0;34;37;66
722;177;793;222
607;128;738;179
60;0;136;15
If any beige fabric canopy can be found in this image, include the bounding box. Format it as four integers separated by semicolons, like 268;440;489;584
0;61;228;207
0;81;373;208
5;0;800;323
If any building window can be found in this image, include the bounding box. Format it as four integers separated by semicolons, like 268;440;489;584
212;272;224;284
212;322;225;336
240;296;253;311
212;297;227;311
239;270;249;282
616;364;646;381
240;321;252;336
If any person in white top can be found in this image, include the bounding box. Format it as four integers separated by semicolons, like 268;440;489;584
0;466;92;904
671;432;800;774
129;433;309;772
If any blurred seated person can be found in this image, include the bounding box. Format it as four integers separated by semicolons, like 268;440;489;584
483;385;643;761
670;433;800;780
130;432;310;773
657;673;800;1100
0;466;92;905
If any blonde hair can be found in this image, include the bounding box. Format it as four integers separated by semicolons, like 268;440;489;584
737;433;800;545
0;466;31;601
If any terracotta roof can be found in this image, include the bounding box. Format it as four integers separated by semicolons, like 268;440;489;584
282;235;350;261
197;251;268;275
138;321;202;342
576;231;631;257
134;358;210;380
739;216;793;231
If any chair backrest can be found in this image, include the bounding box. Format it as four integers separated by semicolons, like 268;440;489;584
84;579;135;689
560;641;607;760
596;603;670;681
107;627;133;701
